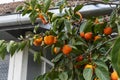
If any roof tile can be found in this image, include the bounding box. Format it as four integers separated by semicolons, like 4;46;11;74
0;1;24;15
0;0;111;16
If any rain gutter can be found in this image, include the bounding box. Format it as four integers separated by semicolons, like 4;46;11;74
0;4;116;31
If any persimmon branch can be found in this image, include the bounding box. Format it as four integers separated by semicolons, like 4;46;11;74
90;37;117;52
105;46;113;56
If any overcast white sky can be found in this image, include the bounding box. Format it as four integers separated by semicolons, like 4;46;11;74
0;0;23;4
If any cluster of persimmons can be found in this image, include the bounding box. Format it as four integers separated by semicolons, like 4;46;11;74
0;0;117;79
18;0;119;79
33;16;118;79
80;26;112;41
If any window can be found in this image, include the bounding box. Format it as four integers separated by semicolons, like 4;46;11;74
0;54;9;80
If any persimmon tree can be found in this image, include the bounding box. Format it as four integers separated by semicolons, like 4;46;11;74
0;0;120;80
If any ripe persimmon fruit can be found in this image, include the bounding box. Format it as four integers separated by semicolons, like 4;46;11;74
94;78;99;80
44;35;55;45
94;35;101;41
33;37;43;46
53;37;57;43
85;64;93;69
85;64;96;74
94;18;104;24
38;14;48;24
111;70;118;80
94;18;99;24
84;32;93;40
76;55;83;62
104;27;112;35
80;32;85;38
62;45;72;55
54;47;60;54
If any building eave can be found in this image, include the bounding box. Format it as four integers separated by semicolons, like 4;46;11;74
0;4;116;31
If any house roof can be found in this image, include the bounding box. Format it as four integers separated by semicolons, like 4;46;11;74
0;0;117;16
0;0;98;16
0;1;24;15
0;0;117;32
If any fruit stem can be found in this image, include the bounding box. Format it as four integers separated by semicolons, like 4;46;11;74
89;52;92;62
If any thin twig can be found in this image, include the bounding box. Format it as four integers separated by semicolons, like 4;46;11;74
105;46;113;56
90;37;116;52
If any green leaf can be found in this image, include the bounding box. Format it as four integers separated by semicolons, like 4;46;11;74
103;0;109;3
79;22;86;32
0;40;5;46
94;60;108;71
58;0;67;13
64;19;72;34
74;41;84;45
7;41;15;52
111;36;120;77
24;2;30;6
7;41;18;56
54;79;60;80
59;72;68;80
116;19;120;34
17;41;27;52
48;71;60;79
110;10;116;25
59;4;64;13
33;25;39;33
79;20;93;33
44;0;51;13
52;19;58;32
18;41;27;51
69;7;74;16
94;24;105;34
11;43;19;56
0;43;7;59
70;46;78;51
47;12;54;22
95;66;110;80
75;68;81;80
83;68;92;80
65;8;73;17
29;11;38;24
51;14;61;22
34;52;41;63
57;18;65;32
35;75;44;80
74;5;83;13
30;0;37;9
22;9;32;16
52;53;63;62
16;5;23;12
